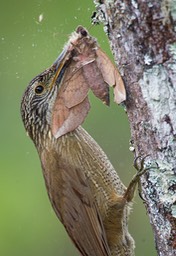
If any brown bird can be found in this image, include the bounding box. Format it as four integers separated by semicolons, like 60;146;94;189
21;26;143;256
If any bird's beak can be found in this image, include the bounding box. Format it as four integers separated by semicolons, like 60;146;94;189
49;46;69;90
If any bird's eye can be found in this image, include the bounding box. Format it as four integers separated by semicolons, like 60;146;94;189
35;85;45;94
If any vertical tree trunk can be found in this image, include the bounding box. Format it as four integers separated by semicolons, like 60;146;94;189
93;0;176;255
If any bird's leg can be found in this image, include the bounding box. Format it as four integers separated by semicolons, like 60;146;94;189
123;156;150;202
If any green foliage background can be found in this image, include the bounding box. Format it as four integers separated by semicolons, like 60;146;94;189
0;1;156;255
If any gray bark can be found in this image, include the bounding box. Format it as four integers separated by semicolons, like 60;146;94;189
93;0;176;255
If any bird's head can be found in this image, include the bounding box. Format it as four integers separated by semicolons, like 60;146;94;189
20;59;66;146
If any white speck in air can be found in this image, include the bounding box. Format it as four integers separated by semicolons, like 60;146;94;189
38;13;44;23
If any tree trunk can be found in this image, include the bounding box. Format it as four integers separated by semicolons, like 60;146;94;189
93;0;176;255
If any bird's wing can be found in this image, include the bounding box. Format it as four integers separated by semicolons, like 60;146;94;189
60;166;111;256
41;149;111;256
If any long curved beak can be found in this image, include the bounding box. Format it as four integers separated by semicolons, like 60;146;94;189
49;46;69;89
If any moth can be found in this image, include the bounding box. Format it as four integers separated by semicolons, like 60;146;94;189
51;26;126;138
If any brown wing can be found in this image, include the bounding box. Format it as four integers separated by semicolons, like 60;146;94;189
59;167;111;256
82;61;110;106
40;150;111;256
51;61;91;138
52;96;90;138
60;63;89;109
96;48;126;104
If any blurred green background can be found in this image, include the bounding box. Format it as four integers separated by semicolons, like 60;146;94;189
0;1;156;255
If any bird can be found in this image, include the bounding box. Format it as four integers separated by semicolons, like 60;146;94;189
21;26;142;256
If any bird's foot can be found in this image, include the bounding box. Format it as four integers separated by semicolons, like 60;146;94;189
123;155;155;202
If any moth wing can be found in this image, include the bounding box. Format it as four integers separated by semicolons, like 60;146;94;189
52;96;90;138
96;48;126;104
51;96;70;138
82;62;110;106
61;62;89;109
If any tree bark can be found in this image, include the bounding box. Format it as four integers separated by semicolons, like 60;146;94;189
93;0;176;255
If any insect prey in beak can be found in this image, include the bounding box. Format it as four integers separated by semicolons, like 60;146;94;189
52;25;126;138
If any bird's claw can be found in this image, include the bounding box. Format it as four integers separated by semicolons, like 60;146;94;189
124;155;152;202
